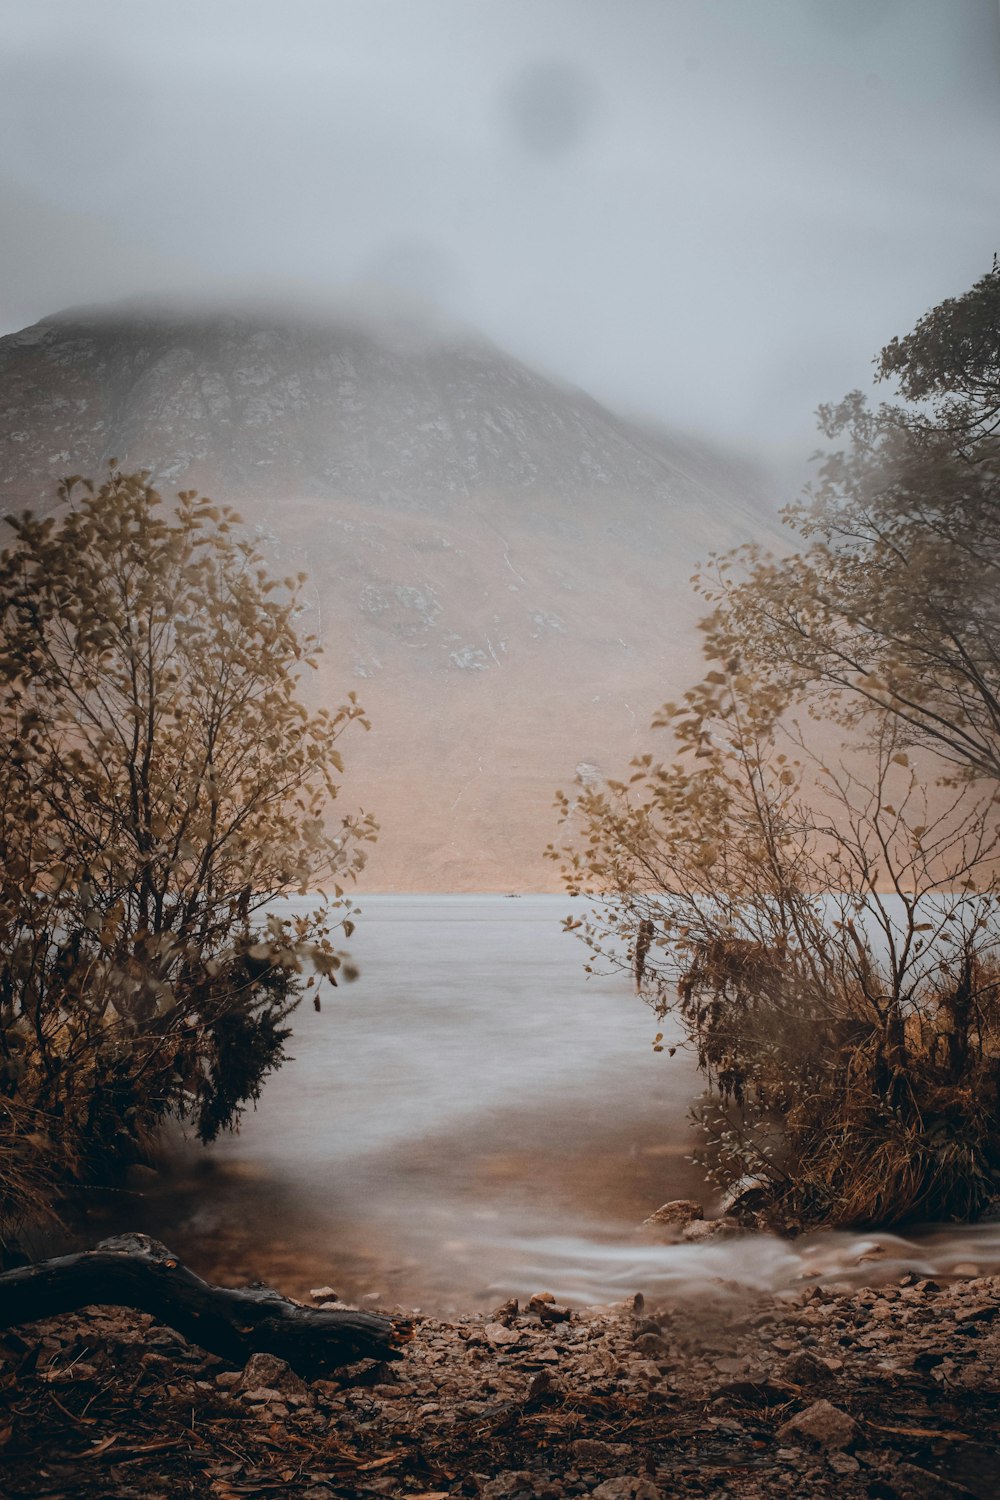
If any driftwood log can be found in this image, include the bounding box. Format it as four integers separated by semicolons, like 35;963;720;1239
0;1233;402;1379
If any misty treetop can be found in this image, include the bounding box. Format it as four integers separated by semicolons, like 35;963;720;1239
696;258;1000;784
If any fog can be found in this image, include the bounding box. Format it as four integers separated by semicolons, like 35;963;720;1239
1;0;999;465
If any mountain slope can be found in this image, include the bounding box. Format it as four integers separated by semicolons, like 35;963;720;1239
0;304;776;889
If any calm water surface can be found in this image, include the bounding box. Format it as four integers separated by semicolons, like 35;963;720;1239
131;896;1000;1311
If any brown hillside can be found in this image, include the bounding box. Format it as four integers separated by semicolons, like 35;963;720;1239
0;304;777;889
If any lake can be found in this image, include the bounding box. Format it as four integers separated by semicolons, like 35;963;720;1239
131;895;1000;1311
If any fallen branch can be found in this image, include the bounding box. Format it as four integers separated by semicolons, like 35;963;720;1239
0;1233;401;1379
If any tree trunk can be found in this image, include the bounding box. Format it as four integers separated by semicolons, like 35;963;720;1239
0;1233;402;1379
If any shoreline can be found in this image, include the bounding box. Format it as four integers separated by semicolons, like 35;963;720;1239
2;1264;997;1498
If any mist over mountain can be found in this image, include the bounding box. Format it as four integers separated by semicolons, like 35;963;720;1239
0;303;777;889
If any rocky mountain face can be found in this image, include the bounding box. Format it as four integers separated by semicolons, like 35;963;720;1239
0;304;775;889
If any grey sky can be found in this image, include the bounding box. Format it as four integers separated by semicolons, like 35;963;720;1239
1;0;998;465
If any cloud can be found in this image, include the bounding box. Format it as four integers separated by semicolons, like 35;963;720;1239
0;0;998;462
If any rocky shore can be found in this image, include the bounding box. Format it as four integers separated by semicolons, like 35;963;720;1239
1;1253;998;1499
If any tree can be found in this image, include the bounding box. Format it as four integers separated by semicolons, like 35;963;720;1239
552;671;1000;1228
551;265;1000;1230
696;258;1000;783
0;470;375;1246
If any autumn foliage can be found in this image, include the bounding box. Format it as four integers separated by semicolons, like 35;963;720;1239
553;263;1000;1230
0;471;375;1247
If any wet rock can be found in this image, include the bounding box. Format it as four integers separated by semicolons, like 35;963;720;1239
720;1175;771;1216
776;1398;859;1451
642;1199;703;1228
681;1216;743;1243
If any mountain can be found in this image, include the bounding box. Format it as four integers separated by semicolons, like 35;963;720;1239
0;303;776;890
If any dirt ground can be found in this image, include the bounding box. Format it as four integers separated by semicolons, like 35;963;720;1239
1;1263;998;1499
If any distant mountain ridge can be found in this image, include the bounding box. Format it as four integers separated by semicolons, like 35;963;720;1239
0;303;777;889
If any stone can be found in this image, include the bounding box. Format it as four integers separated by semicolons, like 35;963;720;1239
483;1321;522;1346
678;1218;717;1243
309;1286;337;1302
956;1303;997;1323
888;1462;976;1498
237;1351;308;1396
570;1438;620;1466
642;1199;703;1228
776;1399;859;1451
782;1350;835;1386
680;1215;742;1242
479;1472;537;1499
526;1369;560;1401
537;1301;572;1325
719;1175;771;1216
827;1452;859;1475
590;1479;662;1500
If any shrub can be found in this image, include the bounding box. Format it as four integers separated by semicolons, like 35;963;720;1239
0;469;375;1248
